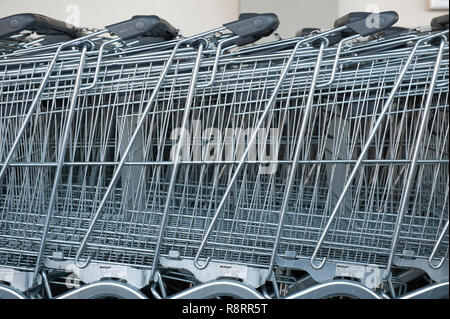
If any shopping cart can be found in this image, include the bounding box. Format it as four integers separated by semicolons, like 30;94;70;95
0;14;181;293
0;10;448;299
0;13;280;296
156;11;406;283
59;11;405;292
156;11;448;295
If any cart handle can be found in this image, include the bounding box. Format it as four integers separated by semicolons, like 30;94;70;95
81;16;177;90
34;34;76;46
377;26;409;40
316;12;399;87
106;15;178;41
0;13;80;39
224;12;279;46
198;13;279;88
295;27;320;38
304;12;398;48
294;28;344;47
430;14;449;47
431;14;449;31
334;11;399;36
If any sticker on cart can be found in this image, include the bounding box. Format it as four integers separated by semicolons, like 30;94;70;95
0;268;14;283
219;265;248;280
98;265;128;279
335;264;365;279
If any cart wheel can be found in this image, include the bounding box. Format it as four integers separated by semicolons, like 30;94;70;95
285;280;382;299
55;280;148;299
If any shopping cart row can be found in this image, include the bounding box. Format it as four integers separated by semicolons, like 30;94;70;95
0;11;448;299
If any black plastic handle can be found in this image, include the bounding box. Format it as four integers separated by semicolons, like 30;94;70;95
312;33;343;47
238;13;260;21
334;11;399;36
39;34;76;45
106;15;178;41
295;28;320;38
0;13;80;39
224;13;279;46
133;36;167;46
226;13;263;46
431;14;449;31
295;27;343;47
378;26;409;40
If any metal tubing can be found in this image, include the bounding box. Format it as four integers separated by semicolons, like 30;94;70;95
33;44;89;282
384;35;447;278
149;41;205;281
267;40;326;275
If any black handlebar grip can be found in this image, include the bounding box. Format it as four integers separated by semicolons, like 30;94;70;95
238;13;260;20
106;15;178;41
334;11;399;37
134;36;167;46
430;14;449;45
223;13;278;46
224;13;279;40
334;12;372;36
431;14;449;31
295;28;320;37
39;34;76;45
230;35;263;47
378;26;409;40
312;33;343;48
294;27;342;47
0;13;80;39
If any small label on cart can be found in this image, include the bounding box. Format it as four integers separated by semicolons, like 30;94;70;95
219;265;248;279
98;265;127;279
335;264;365;279
0;268;14;283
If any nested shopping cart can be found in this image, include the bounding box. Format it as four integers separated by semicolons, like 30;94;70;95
0;13;181;292
0;10;448;299
156;12;449;294
0;12;282;294
0;13;89;58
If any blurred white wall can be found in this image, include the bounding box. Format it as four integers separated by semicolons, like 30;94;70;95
0;0;447;37
0;0;240;36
